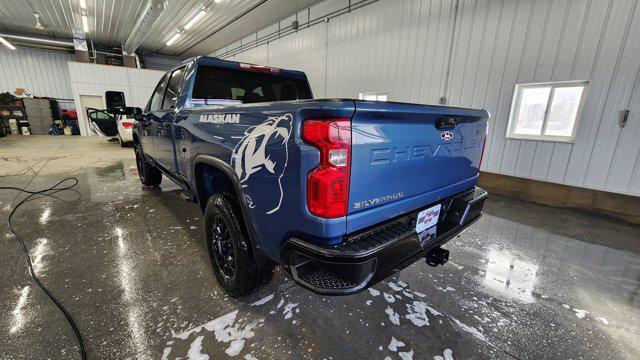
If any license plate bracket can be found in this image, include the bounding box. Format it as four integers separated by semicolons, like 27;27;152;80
416;204;441;234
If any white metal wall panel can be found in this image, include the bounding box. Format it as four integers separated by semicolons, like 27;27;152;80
530;0;570;180
217;0;640;196
477;0;517;175
487;0;534;176
585;1;640;191
533;0;584;183
561;0;635;190
0;47;74;100
0;47;178;107
510;0;551;177
309;0;348;20
231;22;328;98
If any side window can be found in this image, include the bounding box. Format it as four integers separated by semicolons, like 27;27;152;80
191;66;313;103
162;67;185;110
252;87;264;97
231;88;245;99
149;75;168;112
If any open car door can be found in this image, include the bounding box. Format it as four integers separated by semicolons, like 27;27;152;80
86;108;118;137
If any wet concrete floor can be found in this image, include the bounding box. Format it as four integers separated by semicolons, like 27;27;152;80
1;136;639;359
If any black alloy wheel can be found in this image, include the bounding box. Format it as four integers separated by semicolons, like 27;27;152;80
134;144;162;187
204;194;274;297
209;214;236;280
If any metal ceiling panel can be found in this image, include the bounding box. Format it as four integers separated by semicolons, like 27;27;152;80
0;0;323;56
178;0;322;57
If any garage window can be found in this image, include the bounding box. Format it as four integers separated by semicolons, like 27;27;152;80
506;80;589;142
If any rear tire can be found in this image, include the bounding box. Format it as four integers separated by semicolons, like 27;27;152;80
135;143;162;187
205;194;273;297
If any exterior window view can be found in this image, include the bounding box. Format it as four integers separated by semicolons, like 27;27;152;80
507;81;588;142
0;1;638;359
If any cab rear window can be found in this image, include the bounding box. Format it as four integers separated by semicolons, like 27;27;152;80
192;65;312;103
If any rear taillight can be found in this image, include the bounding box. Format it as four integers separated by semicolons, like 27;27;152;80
302;119;351;218
122;121;134;128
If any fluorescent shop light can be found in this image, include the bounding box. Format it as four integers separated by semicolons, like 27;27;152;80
184;10;206;30
166;33;181;46
82;14;89;33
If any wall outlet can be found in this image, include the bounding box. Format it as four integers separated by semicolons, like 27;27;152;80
620;108;630;128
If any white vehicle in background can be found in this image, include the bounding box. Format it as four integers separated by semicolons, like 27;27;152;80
116;115;136;147
101;91;140;147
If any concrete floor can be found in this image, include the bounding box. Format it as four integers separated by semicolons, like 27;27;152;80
1;136;639;359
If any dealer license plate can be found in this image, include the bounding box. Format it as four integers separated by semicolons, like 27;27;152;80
416;204;441;234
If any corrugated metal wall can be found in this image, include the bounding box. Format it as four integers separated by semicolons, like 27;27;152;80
0;46;74;100
0;45;181;115
0;46;176;104
217;0;640;197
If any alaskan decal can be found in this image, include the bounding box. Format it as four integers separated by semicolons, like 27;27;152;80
441;131;453;141
231;114;293;215
199;113;241;124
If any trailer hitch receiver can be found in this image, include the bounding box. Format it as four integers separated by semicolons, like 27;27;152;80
425;247;449;267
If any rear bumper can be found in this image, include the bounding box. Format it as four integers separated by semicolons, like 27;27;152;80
281;186;488;295
117;120;134;142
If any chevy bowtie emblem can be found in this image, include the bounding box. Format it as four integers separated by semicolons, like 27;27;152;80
441;131;453;141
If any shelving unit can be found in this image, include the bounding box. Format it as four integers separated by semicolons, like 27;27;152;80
23;98;54;135
0;103;28;135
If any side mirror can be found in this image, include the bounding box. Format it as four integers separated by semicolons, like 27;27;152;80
105;91;126;114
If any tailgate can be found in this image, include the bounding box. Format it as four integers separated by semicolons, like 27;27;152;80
347;101;488;232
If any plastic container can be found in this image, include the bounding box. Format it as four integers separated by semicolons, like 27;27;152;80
9;119;19;135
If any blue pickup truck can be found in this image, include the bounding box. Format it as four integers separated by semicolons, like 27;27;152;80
113;56;489;296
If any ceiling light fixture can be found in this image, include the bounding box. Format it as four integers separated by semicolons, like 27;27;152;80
81;14;89;33
184;10;206;30
33;12;47;30
79;0;87;9
166;33;181;46
0;36;16;50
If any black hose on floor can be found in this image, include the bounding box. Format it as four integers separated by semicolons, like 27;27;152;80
1;178;87;360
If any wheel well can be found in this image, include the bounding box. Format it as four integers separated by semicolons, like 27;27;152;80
194;161;276;271
194;162;238;213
